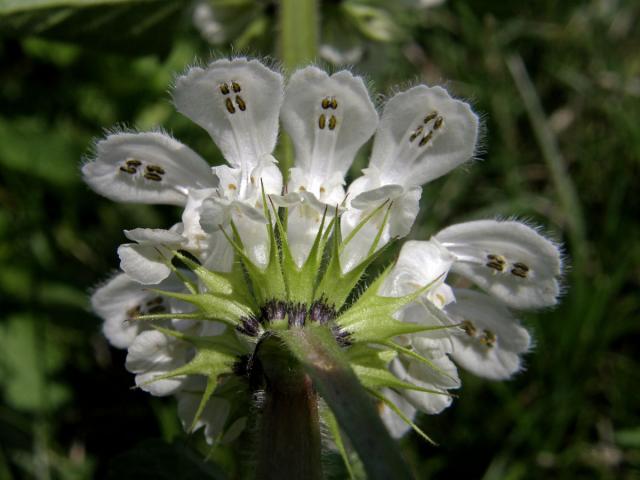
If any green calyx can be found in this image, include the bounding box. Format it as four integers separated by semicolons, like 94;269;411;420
132;197;454;446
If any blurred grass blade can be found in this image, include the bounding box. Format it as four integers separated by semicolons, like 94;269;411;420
506;53;587;267
0;0;188;55
279;326;413;480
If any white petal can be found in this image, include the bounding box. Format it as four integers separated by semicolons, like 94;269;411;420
340;181;421;272
82;131;215;205
91;273;149;349
368;85;478;188
118;228;186;284
350;184;404;209
286;204;329;267
383;239;454;297
177;388;230;442
435;220;563;309
124;228;185;245
282;66;377;185
173;58;283;170
447;289;531;380
379;388;415;438
390;354;460;414
180;188;218;255
202;231;235;273
232;211;270;267
118;243;172;285
126;330;192;396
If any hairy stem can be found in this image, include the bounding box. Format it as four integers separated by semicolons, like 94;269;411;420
254;334;323;480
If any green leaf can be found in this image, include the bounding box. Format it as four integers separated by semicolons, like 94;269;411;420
278;325;413;480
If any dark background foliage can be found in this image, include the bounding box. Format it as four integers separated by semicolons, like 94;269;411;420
0;0;638;478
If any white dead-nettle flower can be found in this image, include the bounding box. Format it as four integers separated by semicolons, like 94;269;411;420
83;57;563;445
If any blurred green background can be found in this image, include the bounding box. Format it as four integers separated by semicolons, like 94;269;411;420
0;0;639;478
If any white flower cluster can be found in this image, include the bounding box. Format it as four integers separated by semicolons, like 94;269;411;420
84;58;562;442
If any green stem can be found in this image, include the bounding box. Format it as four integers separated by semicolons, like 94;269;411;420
254;334;323;480
277;0;319;179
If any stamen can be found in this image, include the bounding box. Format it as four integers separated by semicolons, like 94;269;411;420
433;116;444;130
418;131;434;147
219;83;230;95
125;158;142;168
232;81;241;93
330;97;338;109
321;97;331;109
409;125;424;143
423;111;438;123
146;165;165;175
225;97;236;114
479;329;496;348
328;115;337;130
461;319;476;337
227;183;237;190
486;254;506;272
318;114;326;130
126;305;141;319
144;172;162;182
511;262;530;278
119;166;137;174
235;95;247;111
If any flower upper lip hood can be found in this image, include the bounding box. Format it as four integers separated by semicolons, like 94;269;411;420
84;56;564;445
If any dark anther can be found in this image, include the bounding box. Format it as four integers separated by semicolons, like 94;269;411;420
287;302;307;328
331;325;353;347
232;81;241;93
236;315;260;337
309;298;336;325
260;299;288;325
219;83;230;95
146;165;165;175
143;172;162;182
232;354;250;377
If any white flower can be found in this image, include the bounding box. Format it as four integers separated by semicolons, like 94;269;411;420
91;272;189;349
85;57;563;445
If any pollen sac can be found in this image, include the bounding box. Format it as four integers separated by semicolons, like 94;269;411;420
409;110;445;147
225;97;236;114
146;164;165;175
328;115;337;130
259;299;288;326
461;319;477;337
236;315;261;337
309;299;336;325
479;329;497;348
318;96;339;131
511;262;530;278
219;81;247;114
318;114;326;130
287;303;307;328
119;165;137;174
486;254;507;272
126;158;142;168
